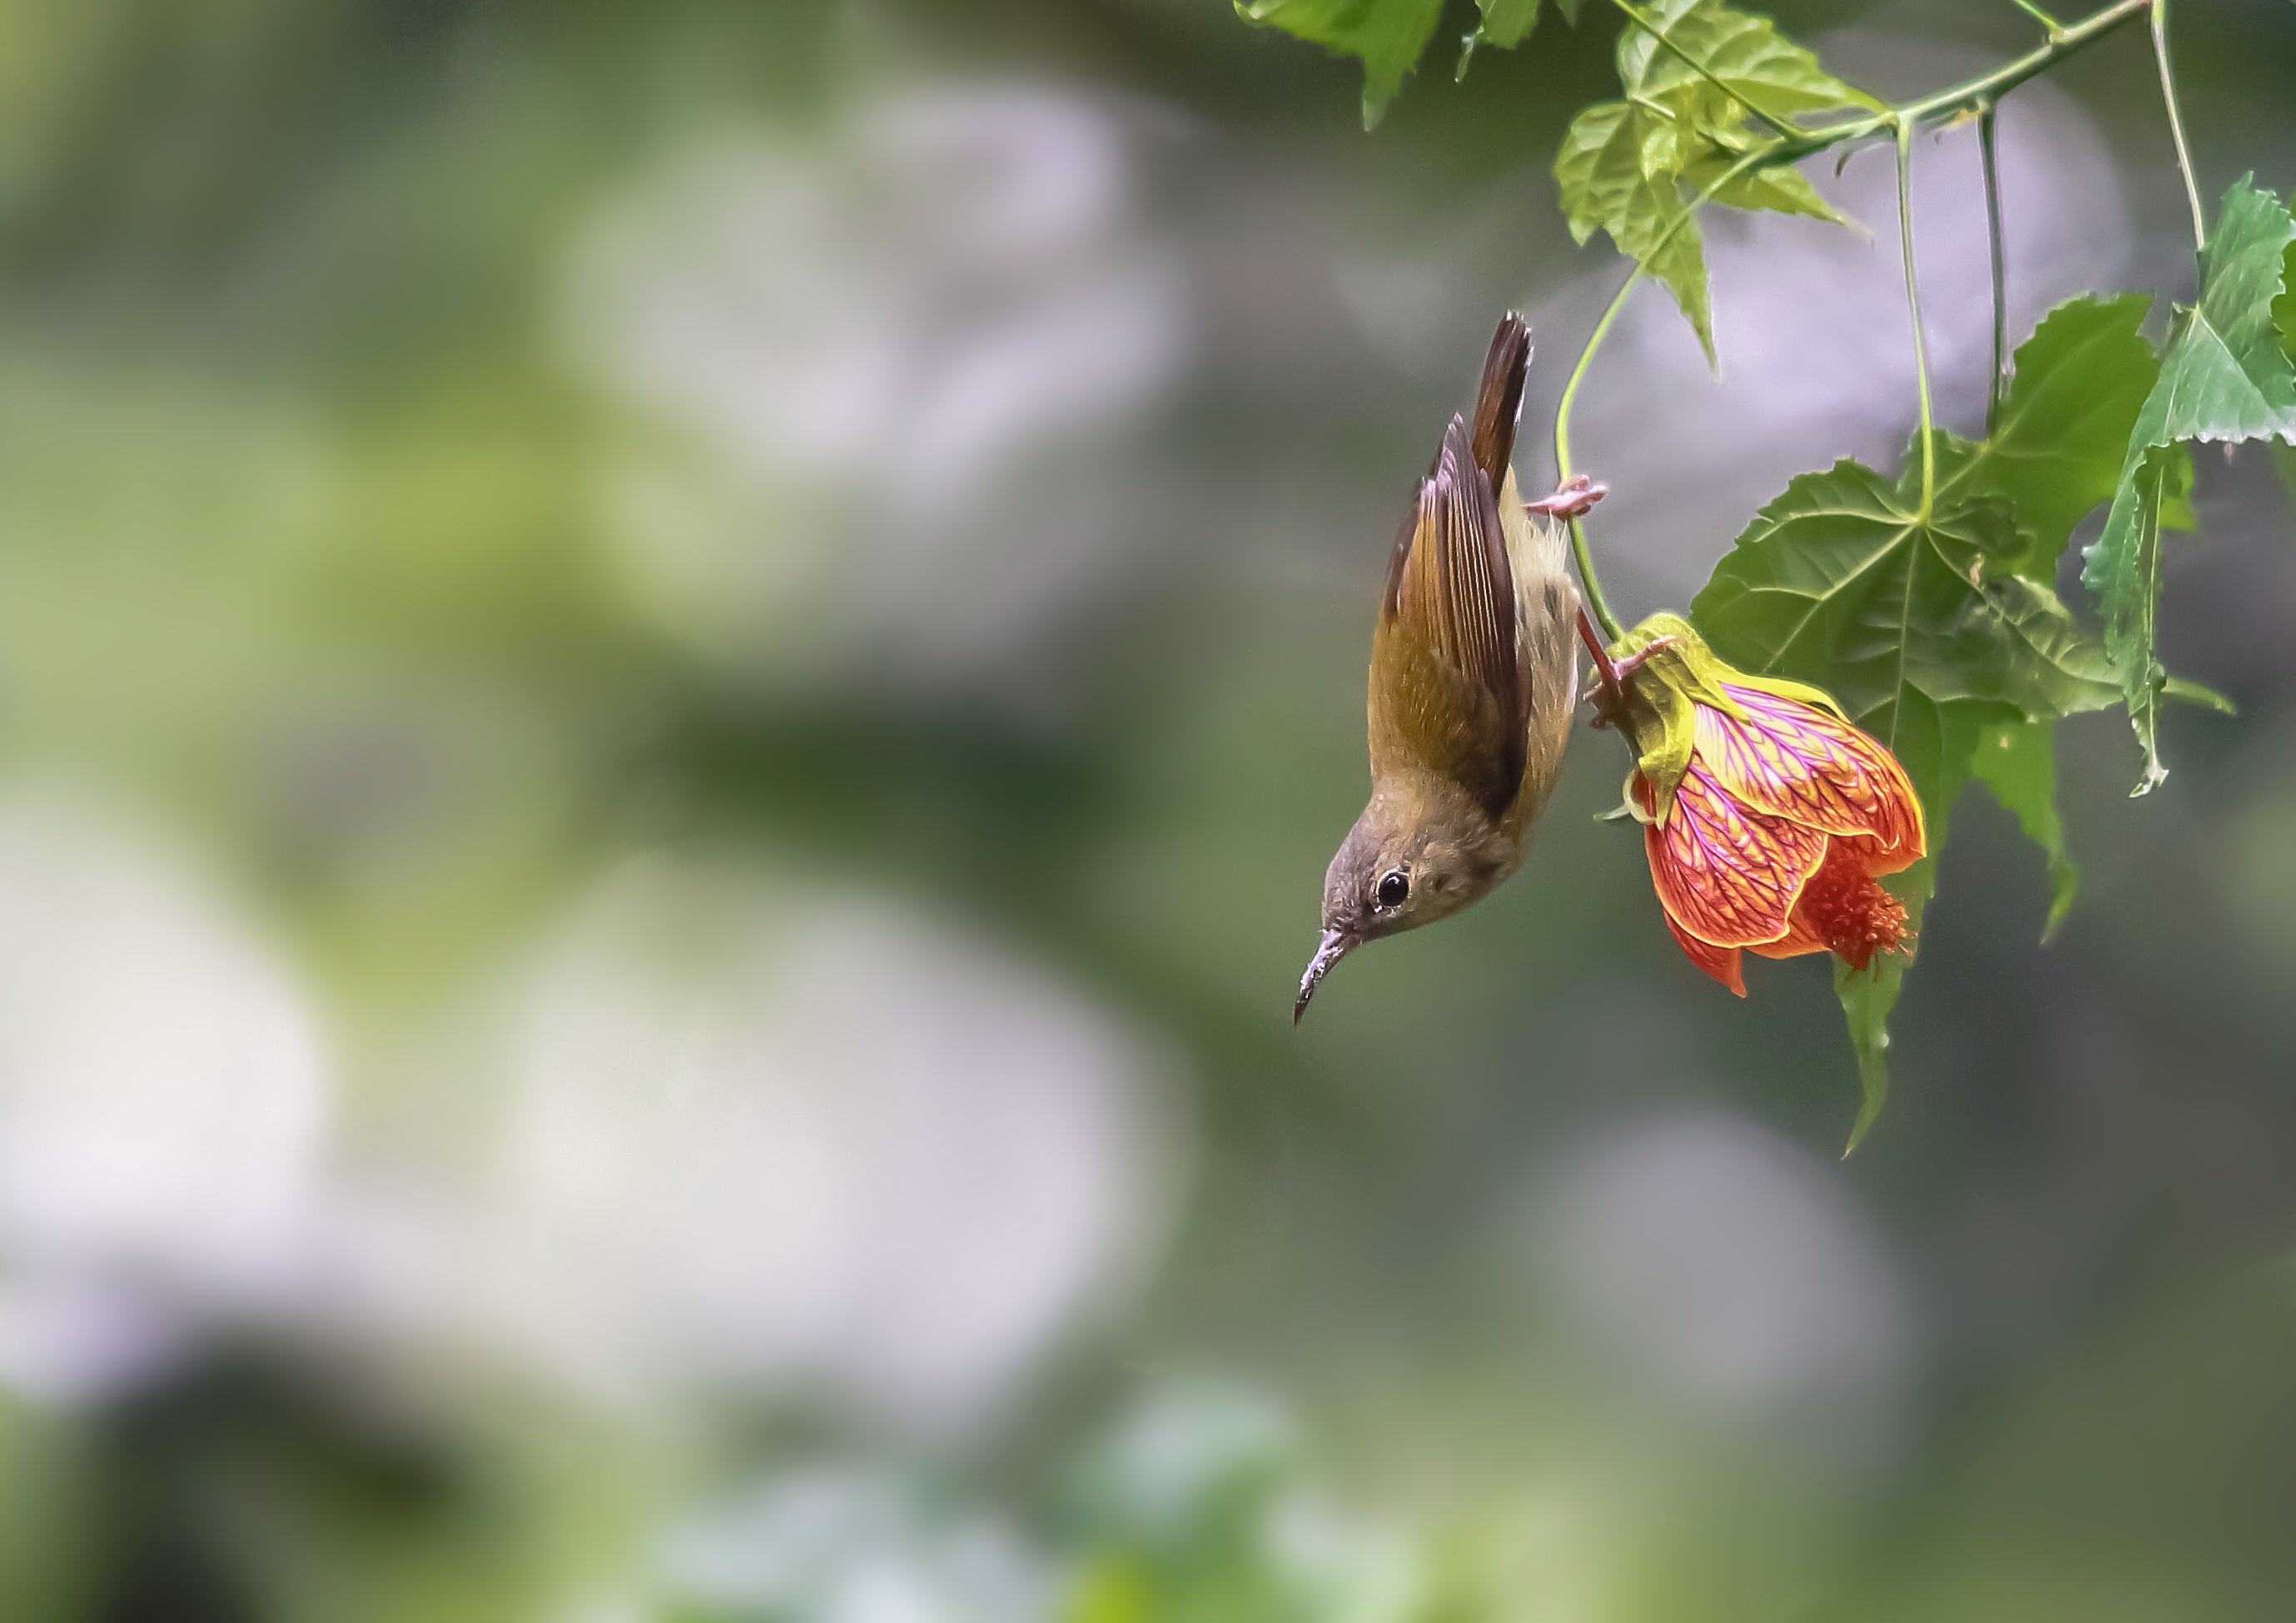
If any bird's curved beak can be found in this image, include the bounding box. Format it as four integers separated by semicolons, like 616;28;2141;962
1294;927;1355;1024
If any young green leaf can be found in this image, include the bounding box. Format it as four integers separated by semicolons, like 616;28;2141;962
1235;0;1444;129
1682;147;1847;226
1615;0;1881;123
2082;179;2296;790
1555;6;1866;365
1971;717;2078;941
1555;102;1715;361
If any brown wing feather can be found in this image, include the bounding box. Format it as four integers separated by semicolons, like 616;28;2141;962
1369;414;1527;819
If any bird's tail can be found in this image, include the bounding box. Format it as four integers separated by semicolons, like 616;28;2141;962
1469;312;1532;496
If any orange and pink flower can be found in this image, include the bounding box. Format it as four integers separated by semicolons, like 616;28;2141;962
1598;617;1926;995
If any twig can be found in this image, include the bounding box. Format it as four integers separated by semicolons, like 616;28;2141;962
2149;0;2208;256
1979;101;2010;433
1897;120;1937;517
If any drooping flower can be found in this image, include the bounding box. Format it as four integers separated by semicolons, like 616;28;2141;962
1596;614;1926;996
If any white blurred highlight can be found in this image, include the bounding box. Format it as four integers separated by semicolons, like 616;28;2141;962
461;856;1183;1423
0;792;330;1400
653;1467;1054;1623
568;86;1189;684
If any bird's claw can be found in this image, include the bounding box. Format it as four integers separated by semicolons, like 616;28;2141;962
1581;633;1682;723
1525;473;1608;521
1608;633;1679;682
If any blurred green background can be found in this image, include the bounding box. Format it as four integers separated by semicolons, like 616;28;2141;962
0;0;2290;1617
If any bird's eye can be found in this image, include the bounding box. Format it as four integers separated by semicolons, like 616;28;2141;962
1376;870;1409;909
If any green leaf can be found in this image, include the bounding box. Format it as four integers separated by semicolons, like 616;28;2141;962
2083;177;2296;790
1470;0;1543;51
1236;0;1444;128
1971;717;2078;941
1459;0;1573;75
1834;695;1981;1154
1836;955;1899;1155
1555;102;1714;363
1681;149;1847;226
2157;440;2197;533
1691;458;2117;1139
2277;238;2295;367
1692;459;2120;734
1941;293;2161;578
1614;0;1879;123
1555;12;1864;363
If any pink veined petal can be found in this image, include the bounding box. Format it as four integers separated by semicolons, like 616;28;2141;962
1642;764;1826;950
1696;685;1925;860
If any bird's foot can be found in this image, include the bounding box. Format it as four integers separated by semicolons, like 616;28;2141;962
1582;635;1682;703
1525;473;1608;521
1607;634;1679;682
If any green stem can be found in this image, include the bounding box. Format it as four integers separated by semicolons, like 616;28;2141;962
1751;0;2150;165
2149;0;2207;256
1603;0;1799;141
2006;0;2067;34
1978;101;2009;434
1556;143;1777;642
1897;119;1936;517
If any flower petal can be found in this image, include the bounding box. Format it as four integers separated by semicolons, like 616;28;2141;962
1642;763;1827;948
1664;910;1747;995
1696;684;1925;862
1745;911;1828;960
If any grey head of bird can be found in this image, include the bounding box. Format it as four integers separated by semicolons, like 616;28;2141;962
1297;773;1519;1019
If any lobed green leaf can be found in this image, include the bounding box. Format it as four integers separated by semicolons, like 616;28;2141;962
1555;102;1716;361
1692;459;2118;733
1941;292;2159;578
1555;2;1866;362
2081;178;2296;790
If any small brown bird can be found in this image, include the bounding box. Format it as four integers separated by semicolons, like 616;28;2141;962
1295;313;1601;1020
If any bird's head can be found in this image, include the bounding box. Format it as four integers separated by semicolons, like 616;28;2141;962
1295;782;1505;1021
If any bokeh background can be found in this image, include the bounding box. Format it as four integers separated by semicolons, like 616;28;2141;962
0;0;2291;1616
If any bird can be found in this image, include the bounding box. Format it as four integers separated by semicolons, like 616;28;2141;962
1295;312;1601;1021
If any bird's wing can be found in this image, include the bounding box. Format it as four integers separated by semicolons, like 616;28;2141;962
1370;414;1528;820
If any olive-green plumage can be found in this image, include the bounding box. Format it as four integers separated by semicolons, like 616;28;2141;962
1297;313;1584;1019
